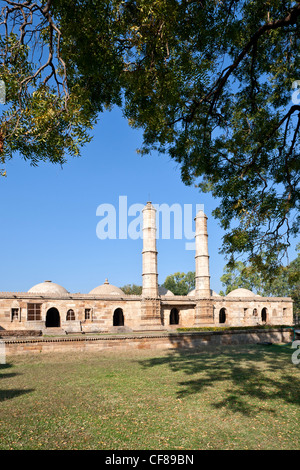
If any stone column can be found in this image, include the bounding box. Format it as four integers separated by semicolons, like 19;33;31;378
195;209;211;297
140;202;162;329
194;209;214;325
142;201;158;298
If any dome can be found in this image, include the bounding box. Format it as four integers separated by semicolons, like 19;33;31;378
89;279;124;296
211;290;221;297
28;280;69;295
226;288;258;298
158;286;174;296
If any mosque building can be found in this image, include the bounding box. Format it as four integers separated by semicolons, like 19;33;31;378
0;202;293;334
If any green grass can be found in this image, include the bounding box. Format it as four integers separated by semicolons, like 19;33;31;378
0;343;299;450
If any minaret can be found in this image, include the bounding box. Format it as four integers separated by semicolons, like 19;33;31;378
142;201;158;298
194;209;211;297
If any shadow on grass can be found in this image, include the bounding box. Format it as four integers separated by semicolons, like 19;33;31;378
0;388;34;402
0;362;34;402
0;363;20;380
139;344;300;416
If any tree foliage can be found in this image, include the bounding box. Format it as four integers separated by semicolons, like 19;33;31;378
1;1;300;271
0;0;123;173
120;283;142;295
163;271;195;296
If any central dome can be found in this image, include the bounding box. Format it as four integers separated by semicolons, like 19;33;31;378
89;279;124;296
28;280;69;295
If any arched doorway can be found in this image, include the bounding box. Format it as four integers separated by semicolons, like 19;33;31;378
261;307;267;323
170;308;179;325
219;308;226;324
113;308;124;326
46;307;60;328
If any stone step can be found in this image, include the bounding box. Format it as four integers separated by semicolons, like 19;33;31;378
43;328;66;336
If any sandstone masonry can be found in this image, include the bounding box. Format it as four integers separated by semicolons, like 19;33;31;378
0;202;293;335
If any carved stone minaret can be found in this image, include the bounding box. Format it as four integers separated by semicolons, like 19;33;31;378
194;208;214;325
142;201;158;298
140;202;162;329
195;209;211;297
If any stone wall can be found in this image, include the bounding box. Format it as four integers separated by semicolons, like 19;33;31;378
0;296;143;333
0;330;42;338
212;298;293;326
2;328;294;356
0;293;294;334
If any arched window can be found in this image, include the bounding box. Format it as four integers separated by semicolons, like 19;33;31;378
113;308;124;326
66;309;75;321
219;308;226;324
170;308;179;325
261;308;267;323
11;308;19;321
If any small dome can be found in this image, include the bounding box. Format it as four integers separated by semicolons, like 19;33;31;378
28;280;69;295
158;286;174;296
226;288;257;297
89;279;124;296
211;290;221;297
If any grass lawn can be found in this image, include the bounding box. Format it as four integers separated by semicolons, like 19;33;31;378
0;343;299;450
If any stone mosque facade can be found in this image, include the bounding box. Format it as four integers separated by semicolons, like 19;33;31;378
0;202;293;334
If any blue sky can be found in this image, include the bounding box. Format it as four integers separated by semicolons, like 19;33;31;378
0;106;297;295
